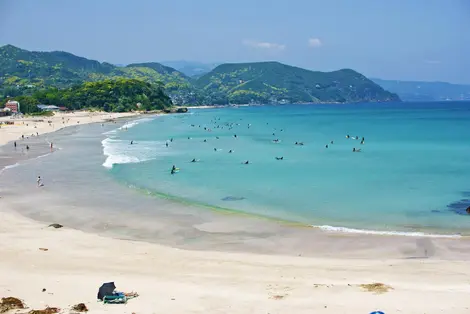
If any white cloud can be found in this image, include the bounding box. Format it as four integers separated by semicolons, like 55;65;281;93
424;60;441;64
308;38;322;48
243;40;286;51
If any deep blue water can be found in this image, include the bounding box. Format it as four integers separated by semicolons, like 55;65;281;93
103;102;470;235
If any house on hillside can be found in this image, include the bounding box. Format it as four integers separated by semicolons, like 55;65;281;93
4;100;20;113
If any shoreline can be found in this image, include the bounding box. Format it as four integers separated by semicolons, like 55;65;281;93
1;111;470;312
0;110;141;147
1;112;468;242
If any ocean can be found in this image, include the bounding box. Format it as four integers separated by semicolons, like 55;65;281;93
99;102;470;236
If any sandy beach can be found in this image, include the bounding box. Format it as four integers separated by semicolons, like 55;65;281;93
0;111;140;146
1;112;470;313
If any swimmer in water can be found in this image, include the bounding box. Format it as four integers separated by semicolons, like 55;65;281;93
353;148;362;152
229;150;233;153
234;134;237;138
130;140;133;145
346;135;350;139
203;139;207;142
325;144;329;148
243;160;249;164
330;140;334;144
214;148;217;151
275;157;284;160
191;158;197;163
165;142;169;147
170;138;173;142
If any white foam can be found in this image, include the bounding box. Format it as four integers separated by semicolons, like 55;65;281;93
0;163;19;175
104;117;155;135
101;138;172;169
314;225;462;238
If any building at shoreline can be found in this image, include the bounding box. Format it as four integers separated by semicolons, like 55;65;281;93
4;100;20;113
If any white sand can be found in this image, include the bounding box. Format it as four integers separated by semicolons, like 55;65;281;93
0;111;139;146
1;112;470;313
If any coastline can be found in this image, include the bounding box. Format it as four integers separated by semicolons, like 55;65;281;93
0;111;140;147
2;111;470;312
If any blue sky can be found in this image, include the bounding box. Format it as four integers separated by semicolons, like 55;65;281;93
1;0;469;83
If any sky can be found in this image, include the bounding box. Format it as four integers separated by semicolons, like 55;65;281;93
1;0;469;84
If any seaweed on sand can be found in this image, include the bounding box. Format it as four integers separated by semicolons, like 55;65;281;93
359;283;393;294
71;303;88;312
0;297;25;313
28;307;60;314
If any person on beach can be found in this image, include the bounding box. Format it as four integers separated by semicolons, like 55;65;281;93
14;141;16;148
26;145;30;150
37;176;42;187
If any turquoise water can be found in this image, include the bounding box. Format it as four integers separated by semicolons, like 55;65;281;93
103;102;470;235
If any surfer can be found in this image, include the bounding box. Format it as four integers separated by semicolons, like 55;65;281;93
353;148;362;152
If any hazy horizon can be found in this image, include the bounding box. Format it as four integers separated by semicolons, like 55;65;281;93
1;0;469;84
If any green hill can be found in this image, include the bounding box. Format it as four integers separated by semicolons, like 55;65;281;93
0;45;400;105
0;45;191;90
196;62;400;104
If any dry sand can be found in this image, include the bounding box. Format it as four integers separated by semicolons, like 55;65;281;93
1;111;470;313
0;111;139;146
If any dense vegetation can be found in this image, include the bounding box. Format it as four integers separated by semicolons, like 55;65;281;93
0;44;401;107
5;79;172;113
197;62;400;104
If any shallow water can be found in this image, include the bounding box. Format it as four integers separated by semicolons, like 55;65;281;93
102;102;470;235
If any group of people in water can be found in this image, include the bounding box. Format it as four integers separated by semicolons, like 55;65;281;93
163;116;366;175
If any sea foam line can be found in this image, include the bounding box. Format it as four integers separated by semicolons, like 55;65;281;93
103;117;155;135
0;163;20;175
101;138;173;169
314;225;462;238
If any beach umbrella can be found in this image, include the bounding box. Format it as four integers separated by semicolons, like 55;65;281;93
370;311;385;314
97;282;116;300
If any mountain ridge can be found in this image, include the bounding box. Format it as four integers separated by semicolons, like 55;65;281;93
0;44;400;105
